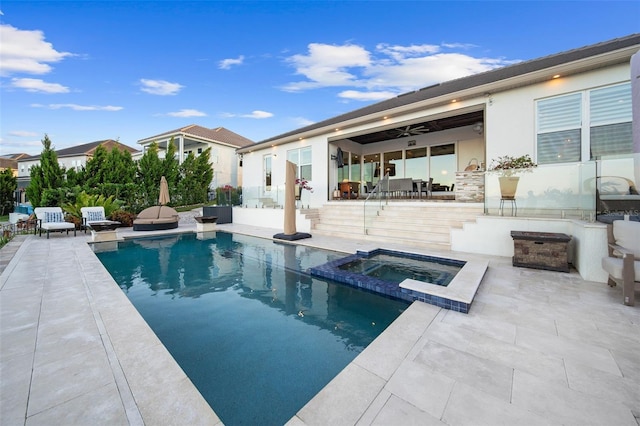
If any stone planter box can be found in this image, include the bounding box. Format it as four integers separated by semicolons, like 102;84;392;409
511;231;571;272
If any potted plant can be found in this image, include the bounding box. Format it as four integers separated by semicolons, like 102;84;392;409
487;154;537;199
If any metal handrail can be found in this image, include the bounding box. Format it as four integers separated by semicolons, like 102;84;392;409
363;174;390;234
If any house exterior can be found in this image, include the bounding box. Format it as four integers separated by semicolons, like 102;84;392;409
238;34;639;210
137;125;254;189
236;34;640;284
17;140;139;193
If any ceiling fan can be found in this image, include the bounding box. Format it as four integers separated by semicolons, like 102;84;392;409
394;125;429;138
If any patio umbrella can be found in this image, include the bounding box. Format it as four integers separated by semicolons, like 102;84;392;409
159;176;170;205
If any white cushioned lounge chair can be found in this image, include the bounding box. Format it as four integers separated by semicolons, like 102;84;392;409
34;207;76;239
80;206;120;233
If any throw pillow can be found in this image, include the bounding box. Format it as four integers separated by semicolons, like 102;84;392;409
87;210;105;221
45;211;63;223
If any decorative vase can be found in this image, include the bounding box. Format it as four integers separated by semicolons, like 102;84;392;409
499;176;519;199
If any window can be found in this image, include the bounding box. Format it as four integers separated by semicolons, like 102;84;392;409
536;82;631;164
536;93;582;164
287;146;312;180
363;153;380;184
337;150;350;182
430;144;456;188
263;155;272;191
589;83;632;158
405;148;428;180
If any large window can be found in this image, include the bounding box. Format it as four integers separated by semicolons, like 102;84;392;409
263;155;272;191
430;144;456;188
382;150;403;177
589;83;633;158
287;146;312;180
363;153;380;185
536;82;631;164
405;148;428;180
337;151;361;182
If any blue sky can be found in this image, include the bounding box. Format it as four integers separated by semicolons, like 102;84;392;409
1;1;639;155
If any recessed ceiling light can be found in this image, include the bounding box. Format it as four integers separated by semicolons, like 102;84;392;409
553;74;561;79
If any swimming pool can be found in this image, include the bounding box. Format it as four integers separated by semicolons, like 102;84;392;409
95;232;408;426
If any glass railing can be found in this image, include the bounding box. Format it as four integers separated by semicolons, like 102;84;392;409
363;175;390;234
484;162;598;219
236;185;314;209
483;154;640;221
240;185;284;208
595;153;640;222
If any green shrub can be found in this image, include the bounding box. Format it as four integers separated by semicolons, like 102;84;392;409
62;191;123;220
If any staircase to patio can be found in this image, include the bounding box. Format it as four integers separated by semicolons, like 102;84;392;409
310;202;484;251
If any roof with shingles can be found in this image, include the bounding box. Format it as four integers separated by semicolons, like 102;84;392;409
245;33;640;149
0;158;17;169
21;139;139;161
140;125;254;148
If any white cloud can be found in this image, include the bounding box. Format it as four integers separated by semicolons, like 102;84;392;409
219;55;245;69
0;24;73;76
31;103;123;111
283;41;518;100
292;117;315;127
0;138;45;155
221;110;274;119
140;79;184;95
167;109;207;117
338;90;396;101
283;43;371;92
11;78;69;93
242;110;273;119
9;130;38;137
375;43;440;61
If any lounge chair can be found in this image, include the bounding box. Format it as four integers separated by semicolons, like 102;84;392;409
80;206;120;233
133;205;179;231
34;207;77;239
601;219;640;306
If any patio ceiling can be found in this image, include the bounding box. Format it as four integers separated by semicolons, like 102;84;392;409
346;110;484;145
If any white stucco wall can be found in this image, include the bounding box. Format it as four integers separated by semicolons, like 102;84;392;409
232;206;312;233
485;63;631;162
451;216;609;283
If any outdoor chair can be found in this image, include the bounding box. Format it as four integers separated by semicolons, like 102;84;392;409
34;207;76;239
421;177;433;199
601;219;640;306
81;206;120;233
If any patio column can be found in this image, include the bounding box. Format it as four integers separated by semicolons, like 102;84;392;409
178;135;185;164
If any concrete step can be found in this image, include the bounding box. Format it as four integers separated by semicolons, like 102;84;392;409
311;202;481;251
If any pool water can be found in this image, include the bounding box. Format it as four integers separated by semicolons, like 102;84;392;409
339;252;463;286
95;232;407;426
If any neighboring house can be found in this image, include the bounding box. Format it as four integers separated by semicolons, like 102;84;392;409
17;140;140;192
137;125;254;189
236;34;640;284
0;153;29;177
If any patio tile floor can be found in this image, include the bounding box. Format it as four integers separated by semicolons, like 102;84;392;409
1;220;638;425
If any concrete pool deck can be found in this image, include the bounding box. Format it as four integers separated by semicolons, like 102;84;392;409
1;221;639;425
